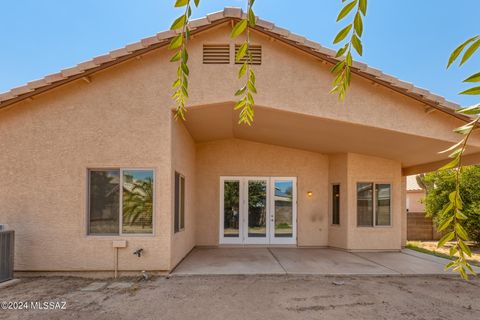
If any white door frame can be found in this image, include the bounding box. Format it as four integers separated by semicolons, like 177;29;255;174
219;176;297;245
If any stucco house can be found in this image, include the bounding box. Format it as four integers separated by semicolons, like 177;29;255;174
1;8;480;275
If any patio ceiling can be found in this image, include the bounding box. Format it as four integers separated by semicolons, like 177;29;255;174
182;103;480;174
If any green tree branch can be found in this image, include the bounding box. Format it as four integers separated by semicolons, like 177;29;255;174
331;0;367;100
231;0;257;125
169;0;200;120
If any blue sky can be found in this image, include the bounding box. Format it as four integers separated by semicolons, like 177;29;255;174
1;0;479;106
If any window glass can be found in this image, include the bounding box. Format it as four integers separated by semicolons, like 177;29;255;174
180;175;185;230
174;172;185;233
248;180;267;238
274;180;293;237
89;170;120;235
376;184;391;226
357;183;373;226
332;184;340;225
223;180;240;237
122;170;154;234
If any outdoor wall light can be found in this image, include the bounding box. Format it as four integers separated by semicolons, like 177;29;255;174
307;191;313;197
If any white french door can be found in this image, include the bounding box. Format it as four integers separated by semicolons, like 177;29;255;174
220;176;297;245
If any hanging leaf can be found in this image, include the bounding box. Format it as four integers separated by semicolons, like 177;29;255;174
169;34;183;49
175;0;189;7
447;35;479;68
439;156;460;170
331;61;345;73
459;86;480;95
235;86;247;96
352;34;363;55
354;12;363;36
336;44;349;57
231;19;248;38
464;71;480;83
437;216;454;232
460;39;480;66
458;239;473;257
337;0;358;21
454;122;474;134
248;8;256;27
170;51;182;62
439;139;465;154
444;261;456;271
437;231;455;248
238;63;247;78
333;24;353;44
234;98;247;110
455;224;469;240
457;104;480;115
170;15;187;30
194;0;200;7
247;80;257;93
359;0;367;15
236;42;248;61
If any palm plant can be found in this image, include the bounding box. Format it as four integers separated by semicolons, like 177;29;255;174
122;177;153;228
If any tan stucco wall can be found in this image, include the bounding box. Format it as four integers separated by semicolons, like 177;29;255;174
0;44;175;272
170;119;196;268
195;139;329;247
346;153;403;251
327;154;348;249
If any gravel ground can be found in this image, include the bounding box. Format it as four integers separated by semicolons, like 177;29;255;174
1;275;479;320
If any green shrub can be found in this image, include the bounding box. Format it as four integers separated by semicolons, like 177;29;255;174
420;165;480;244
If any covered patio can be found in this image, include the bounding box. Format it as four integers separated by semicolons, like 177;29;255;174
171;247;477;276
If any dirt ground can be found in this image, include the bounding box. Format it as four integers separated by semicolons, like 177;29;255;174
1;275;479;320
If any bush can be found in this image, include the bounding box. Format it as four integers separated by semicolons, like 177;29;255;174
420;165;480;244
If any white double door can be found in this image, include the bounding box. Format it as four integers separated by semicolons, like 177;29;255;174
220;176;297;245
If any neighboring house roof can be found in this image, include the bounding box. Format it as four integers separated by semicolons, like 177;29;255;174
407;175;423;191
0;7;466;122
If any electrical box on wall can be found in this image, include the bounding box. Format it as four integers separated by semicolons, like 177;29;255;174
112;240;127;248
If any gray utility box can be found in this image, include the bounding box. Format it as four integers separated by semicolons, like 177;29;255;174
0;228;14;283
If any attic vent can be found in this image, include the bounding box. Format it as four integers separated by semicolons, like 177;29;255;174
235;45;262;65
203;44;230;64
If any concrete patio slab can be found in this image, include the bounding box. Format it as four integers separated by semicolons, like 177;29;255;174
172;247;286;275
172;247;470;276
401;249;480;273
354;251;448;275
270;248;397;275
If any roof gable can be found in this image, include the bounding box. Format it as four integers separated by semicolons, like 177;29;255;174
0;7;466;122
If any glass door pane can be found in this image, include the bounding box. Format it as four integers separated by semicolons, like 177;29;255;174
223;180;240;238
273;180;293;238
247;180;267;239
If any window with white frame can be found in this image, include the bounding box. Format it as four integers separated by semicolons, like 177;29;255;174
88;169;154;235
357;182;391;227
174;172;185;233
